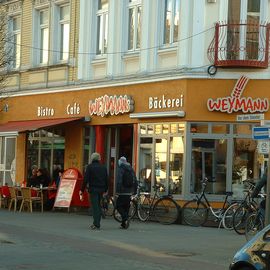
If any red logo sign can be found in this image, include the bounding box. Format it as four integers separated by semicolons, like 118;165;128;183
89;95;134;117
207;76;269;113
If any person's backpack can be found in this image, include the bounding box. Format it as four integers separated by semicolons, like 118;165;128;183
122;167;134;188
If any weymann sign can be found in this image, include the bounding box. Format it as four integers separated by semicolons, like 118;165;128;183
207;75;269;113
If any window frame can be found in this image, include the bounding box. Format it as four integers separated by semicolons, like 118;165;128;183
127;0;142;51
96;0;109;56
9;15;21;69
162;0;180;46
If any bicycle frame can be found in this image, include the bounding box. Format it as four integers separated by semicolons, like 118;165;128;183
195;182;231;220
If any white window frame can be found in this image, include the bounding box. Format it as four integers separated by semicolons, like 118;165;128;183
9;16;21;69
39;9;49;64
127;0;141;51
162;0;180;46
96;0;108;56
58;4;70;61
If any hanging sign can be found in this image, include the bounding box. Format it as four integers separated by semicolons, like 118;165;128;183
207;75;269;114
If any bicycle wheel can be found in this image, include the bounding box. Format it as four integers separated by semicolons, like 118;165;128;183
153;197;179;225
245;213;264;241
182;199;208;226
113;199;136;223
233;205;252;235
222;202;240;230
137;195;151;221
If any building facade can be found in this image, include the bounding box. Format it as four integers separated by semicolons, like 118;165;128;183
0;0;269;202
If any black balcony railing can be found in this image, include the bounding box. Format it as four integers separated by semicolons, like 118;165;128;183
207;22;270;68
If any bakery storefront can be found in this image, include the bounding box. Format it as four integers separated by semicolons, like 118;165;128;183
0;76;268;201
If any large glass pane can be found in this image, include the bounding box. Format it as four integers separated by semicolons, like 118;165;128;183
191;139;227;194
164;0;172;44
60;5;70;20
139;137;153;192
97;15;102;54
60;23;70;60
128;8;135;50
136;6;141;49
40;28;49;63
233;124;252;135
169;136;183;194
173;0;180;43
232;138;259;198
155;138;168;193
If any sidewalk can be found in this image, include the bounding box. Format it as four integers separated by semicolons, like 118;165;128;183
0;209;246;269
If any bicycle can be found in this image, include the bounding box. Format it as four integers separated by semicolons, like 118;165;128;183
245;193;266;241
232;180;258;235
136;183;180;225
182;177;237;228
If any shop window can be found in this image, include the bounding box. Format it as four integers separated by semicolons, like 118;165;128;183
139;124;147;135
169;137;183;194
0;137;16;186
27;129;65;182
191;139;227;195
232;138;260;198
138;123;185;195
163;124;169;134
190;123;209;134
147;125;154;135
233;124;252;135
212;124;230;134
155;124;162;134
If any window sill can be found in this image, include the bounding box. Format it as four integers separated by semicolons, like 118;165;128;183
158;45;177;56
91;56;107;66
122;51;140;60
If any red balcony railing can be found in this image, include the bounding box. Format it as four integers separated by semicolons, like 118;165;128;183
207;22;270;68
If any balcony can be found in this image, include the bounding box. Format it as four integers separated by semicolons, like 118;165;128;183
207;22;270;68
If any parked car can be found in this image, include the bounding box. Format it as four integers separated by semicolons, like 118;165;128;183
230;224;270;270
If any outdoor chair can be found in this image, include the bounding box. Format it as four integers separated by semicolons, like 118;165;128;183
19;187;43;213
8;186;23;212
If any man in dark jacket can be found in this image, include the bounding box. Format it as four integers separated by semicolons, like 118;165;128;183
116;156;137;229
80;152;108;230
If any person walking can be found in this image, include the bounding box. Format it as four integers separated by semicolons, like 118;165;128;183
116;156;137;229
80;152;108;230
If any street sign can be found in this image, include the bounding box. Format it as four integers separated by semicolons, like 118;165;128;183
237;113;264;121
252;126;270;140
258;141;270;154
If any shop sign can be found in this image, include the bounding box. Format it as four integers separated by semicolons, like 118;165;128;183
88;95;134;117
149;94;184;109
66;103;80;115
207;75;269;114
37;106;55;117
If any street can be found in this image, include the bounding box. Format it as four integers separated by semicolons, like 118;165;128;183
0;209;246;270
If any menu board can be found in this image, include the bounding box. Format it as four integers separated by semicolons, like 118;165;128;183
54;179;76;208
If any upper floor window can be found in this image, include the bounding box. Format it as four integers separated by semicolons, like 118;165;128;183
163;0;180;45
96;0;108;55
39;9;49;64
59;5;70;61
10;16;21;69
128;0;141;51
